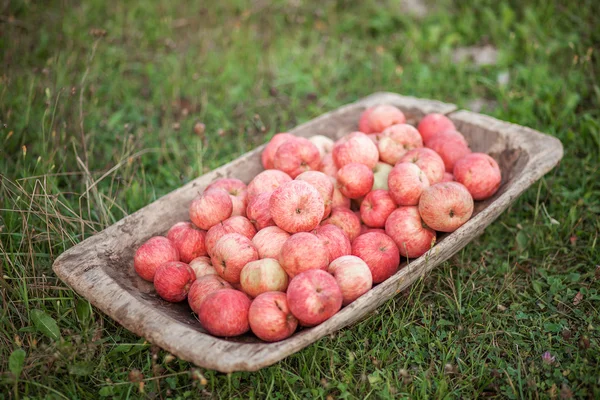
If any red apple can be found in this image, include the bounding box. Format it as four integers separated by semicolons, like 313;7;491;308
426;134;471;172
332;131;379;169
240;258;289;298
321;207;361;241
189;188;233;230
279;232;329;278
418;182;474;232
360;189;396;228
377;124;423;165
252;226;290;259
423;129;468;148
296;170;334;219
166;222;207;263
211;233;259;283
330;179;351;209
247;169;292;202
358;107;374;133
319;153;339;178
328;255;373;305
453;153;502;200
166;221;190;241
249;291;298;342
286;269;343;326
205;178;248;217
273;137;321;178
134;236;180;281
309;135;335;158
388;162;430;206
262;133;295;170
198;289;251;337
270;180;324;233
313;224;351;262
153;261;196;302
417;113;456;143
367;105;406;133
441;172;455;182
399;147;445;185
205;216;256;257
385;206;436;258
188;256;217;278
336;163;374;199
372;162;393;191
187;274;232;314
204;223;241;258
352;232;400;283
246;191;276;230
222;215;256;238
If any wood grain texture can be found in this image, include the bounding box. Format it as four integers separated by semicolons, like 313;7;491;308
52;93;562;372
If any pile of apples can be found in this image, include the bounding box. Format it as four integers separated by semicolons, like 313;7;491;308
133;105;502;342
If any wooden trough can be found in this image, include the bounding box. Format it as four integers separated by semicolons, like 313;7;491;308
52;92;563;373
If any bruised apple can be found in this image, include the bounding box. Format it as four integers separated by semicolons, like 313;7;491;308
249;292;298;342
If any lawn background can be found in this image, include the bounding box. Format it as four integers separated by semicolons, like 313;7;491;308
1;0;599;398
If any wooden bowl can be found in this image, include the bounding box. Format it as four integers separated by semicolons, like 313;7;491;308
53;92;563;372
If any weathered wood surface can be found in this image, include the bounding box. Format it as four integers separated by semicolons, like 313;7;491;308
52;92;563;372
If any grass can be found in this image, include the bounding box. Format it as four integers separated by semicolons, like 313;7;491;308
1;0;599;398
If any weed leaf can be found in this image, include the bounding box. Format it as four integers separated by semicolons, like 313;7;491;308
9;348;26;378
31;309;61;341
